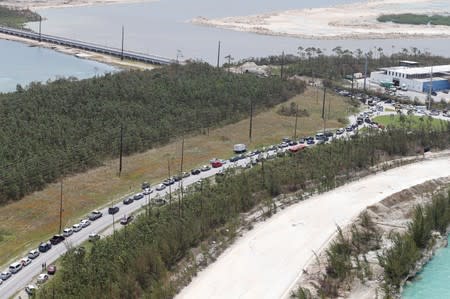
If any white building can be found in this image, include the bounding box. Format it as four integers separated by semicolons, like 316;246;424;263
370;64;450;92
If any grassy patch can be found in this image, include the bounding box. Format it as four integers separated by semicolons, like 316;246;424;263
373;115;448;130
0;6;40;28
0;87;354;267
377;14;450;26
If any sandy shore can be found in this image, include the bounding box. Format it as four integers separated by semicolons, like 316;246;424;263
176;152;450;299
192;0;450;40
0;32;156;70
0;0;157;10
0;0;162;69
298;176;450;299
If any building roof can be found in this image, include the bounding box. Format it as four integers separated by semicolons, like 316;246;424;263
380;64;450;76
399;60;419;65
415;77;450;82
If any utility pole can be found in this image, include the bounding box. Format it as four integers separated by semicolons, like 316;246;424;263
121;25;124;61
316;84;319;104
176;49;183;64
59;180;63;235
328;93;332;120
225;54;233;73
39;15;42;42
351;74;354;101
294;103;299;139
249;97;253;142
168;158;172;206
322;88;327;134
428;66;433;110
119;125;123;177
179;136;185;217
217;41;221;68
280;51;285;80
363;54;368;91
112;200;116;238
176;49;183;76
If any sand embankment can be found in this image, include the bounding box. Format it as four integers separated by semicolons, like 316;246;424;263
176;151;450;299
0;32;156;70
192;0;450;40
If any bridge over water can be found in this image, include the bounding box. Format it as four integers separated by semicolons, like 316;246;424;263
0;26;173;65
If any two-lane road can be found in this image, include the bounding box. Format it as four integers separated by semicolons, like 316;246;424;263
1;157;252;298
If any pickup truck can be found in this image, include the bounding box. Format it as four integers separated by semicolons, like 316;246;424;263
49;235;65;245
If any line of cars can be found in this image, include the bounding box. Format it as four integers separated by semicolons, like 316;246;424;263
10;100;412;296
7;210;105;293
0;246;57;295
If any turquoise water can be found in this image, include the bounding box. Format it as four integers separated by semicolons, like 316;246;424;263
402;236;450;299
0;39;116;92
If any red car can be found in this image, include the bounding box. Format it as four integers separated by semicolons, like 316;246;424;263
47;264;56;275
211;160;223;168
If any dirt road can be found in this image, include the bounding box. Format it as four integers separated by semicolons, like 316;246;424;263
177;153;450;299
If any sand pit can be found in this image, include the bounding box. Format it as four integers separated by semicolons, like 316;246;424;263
176;153;450;299
192;0;450;39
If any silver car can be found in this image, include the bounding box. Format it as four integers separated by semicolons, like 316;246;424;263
1;271;11;280
28;249;40;259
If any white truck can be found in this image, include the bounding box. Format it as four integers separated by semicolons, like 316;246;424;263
233;144;247;154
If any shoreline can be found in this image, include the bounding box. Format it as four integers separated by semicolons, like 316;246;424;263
0;1;163;70
294;176;450;299
0;0;157;10
191;0;450;40
176;152;450;299
0;32;157;71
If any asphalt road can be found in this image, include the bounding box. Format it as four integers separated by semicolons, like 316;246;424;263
3;104;448;298
2;156;253;299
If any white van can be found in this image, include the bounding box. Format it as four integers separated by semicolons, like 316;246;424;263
9;262;22;274
63;228;73;237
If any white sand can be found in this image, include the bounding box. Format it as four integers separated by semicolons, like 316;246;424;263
177;153;450;299
192;0;450;40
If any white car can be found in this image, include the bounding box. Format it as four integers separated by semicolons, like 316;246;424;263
25;284;37;295
28;249;40;259
37;273;49;284
143;187;153;195
80;219;91;228
155;184;166;191
9;262;22;274
1;271;11;280
20;257;32;267
72;223;82;232
63;228;73;237
88;233;100;241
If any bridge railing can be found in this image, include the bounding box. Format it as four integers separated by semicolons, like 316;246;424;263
0;25;173;65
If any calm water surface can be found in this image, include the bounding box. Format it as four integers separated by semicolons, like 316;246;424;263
0;39;116;92
2;0;449;92
28;0;450;63
402;236;450;299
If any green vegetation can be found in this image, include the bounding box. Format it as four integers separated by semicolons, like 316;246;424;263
244;48;450;82
0;5;40;28
294;211;381;298
379;191;450;295
292;189;450;298
0;62;304;204
373;115;448;130
377;14;450;26
37;128;450;299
